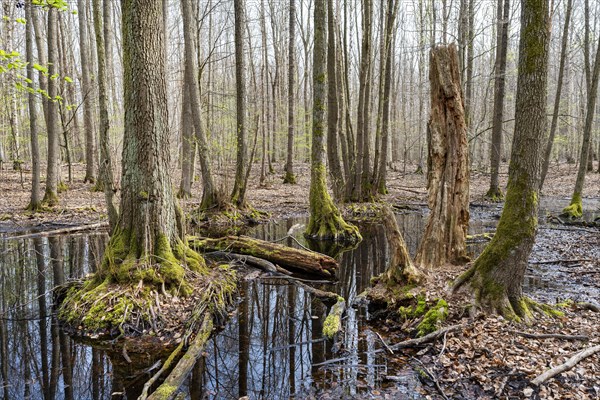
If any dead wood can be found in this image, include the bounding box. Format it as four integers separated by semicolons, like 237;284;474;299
144;314;213;400
205;250;277;272
189;235;338;277
415;44;470;269
390;324;464;351
531;345;600;386
511;330;589;341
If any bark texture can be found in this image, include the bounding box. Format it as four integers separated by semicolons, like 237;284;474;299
96;0;205;290
283;0;297;184
415;44;470;269
78;0;96;184
305;0;361;243
454;0;549;320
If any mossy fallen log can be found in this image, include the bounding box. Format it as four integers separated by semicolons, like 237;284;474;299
188;235;338;277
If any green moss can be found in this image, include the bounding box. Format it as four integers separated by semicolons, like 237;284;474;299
57;181;69;193
485;187;504;202
322;298;345;339
42;189;59;207
150;384;177;400
562;192;582;219
416;299;448;337
283;172;297;184
139;190;149;200
398;294;427;320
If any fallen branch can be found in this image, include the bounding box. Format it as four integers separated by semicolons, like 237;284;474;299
390;324;464;351
189;235;338;277
411;356;449;400
205;251;277;272
529;259;591;265
511;331;589;341
531;345;600;386
578;302;600;312
323;297;345;339
3;222;108;240
145;314;213;400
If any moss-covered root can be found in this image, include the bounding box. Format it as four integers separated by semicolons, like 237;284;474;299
561;193;583;219
416;299;448;337
323;296;345;339
283;171;297;184
146;314;213;400
484;187;504;203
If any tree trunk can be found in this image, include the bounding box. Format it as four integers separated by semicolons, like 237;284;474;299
92;0;206;292
486;0;510;201
25;0;41;211
305;0;361;243
415;44;470;269
540;0;572;189
181;0;219;210
454;0;549;320
283;0;297;184
178;83;194;199
231;0;249;206
562;36;600;218
326;0;344;199
43;6;60;206
93;0;119;232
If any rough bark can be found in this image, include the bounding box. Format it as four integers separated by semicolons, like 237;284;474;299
453;0;549;320
283;0;297;184
415;45;470;269
540;0;572;189
93;0;206;290
93;0;119;232
189;235;339;277
305;0;361;243
178;83;194;199
231;0;250;206
486;0;510;201
326;0;344;199
43;6;60;206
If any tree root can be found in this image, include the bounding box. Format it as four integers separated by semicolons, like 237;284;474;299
390;324;464;351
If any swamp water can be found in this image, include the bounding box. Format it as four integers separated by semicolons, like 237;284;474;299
0;203;597;399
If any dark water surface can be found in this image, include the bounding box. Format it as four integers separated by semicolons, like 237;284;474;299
0;202;597;399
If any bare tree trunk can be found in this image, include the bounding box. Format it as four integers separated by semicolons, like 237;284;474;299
486;0;511;201
231;0;249;206
284;0;297;184
453;0;549;320
540;0;572;189
305;0;360;243
26;0;41;211
181;0;219;209
178;83;194;199
415;45;470;269
326;0;344;199
43;6;60;206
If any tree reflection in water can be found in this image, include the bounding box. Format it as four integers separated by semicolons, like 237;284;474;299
0;212;440;399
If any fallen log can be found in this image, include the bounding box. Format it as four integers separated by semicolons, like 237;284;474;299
204;251;278;273
188;235;338;277
531;345;600;386
3;222;109;241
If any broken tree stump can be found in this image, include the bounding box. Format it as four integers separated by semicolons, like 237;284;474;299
188;235;338;277
415;44;470;269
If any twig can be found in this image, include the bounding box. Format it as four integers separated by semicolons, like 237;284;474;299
531;345;600;386
374;331;394;354
511;331;589;341
438;331;448;358
411;357;449;400
529;259;592;265
390;324;464;351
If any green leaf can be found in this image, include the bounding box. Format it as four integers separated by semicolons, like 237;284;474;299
50;73;59;80
16;18;26;24
64;76;73;83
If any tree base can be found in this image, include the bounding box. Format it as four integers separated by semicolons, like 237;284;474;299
42;189;59;207
561;196;582;219
304;210;362;243
484;187;504;202
282;172;297;184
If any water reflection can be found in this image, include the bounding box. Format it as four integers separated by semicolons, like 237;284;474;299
0;206;592;399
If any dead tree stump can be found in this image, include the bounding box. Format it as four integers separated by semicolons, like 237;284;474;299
415;44;470;269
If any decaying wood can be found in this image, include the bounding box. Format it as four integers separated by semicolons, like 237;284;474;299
511;331;589;341
380;205;424;285
205;251;277;272
390;324;464;351
189;235;338;277
3;222;109;241
144;314;213;400
531;345;600;386
415;44;470;269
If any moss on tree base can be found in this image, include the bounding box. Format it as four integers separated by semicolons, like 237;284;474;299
485;187;504;202
561;193;583;219
282;172;297;184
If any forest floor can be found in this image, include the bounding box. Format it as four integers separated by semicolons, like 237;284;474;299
1;161;599;399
